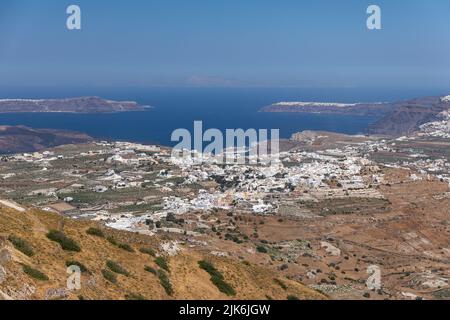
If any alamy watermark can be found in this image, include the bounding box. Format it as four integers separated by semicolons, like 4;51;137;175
366;265;382;291
367;5;382;30
66;5;81;30
65;5;381;31
67;265;81;291
171;121;280;166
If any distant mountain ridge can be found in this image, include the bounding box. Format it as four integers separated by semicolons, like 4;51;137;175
261;94;450;136
0;97;149;113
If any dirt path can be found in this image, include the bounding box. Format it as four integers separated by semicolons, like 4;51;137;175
0;200;25;213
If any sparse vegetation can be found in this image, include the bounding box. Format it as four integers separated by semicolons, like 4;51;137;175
157;270;174;296
225;233;243;244
287;295;299;300
125;293;146;300
140;247;156;257
198;260;236;296
279;264;289;271
118;243;135;253
22;265;49;281
65;260;89;273
256;245;268;253
102;269;117;284
210;274;236;296
106;236;134;252
86;227;105;238
144;266;157;275
106;260;130;276
433;289;450;299
155;256;170;272
274;278;287;290
106;236;118;246
8;235;34;257
46;230;81;252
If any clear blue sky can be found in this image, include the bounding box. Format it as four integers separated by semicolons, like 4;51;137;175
0;0;449;88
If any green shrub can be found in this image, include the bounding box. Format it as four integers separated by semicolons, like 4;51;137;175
86;227;105;238
210;274;236;296
140;247;156;257
144;266;157;275
46;230;81;252
157;270;174;296
65;260;89;273
198;260;219;277
198;260;236;296
155;257;170;272
287;295;299;300
102;269;117;284
274;278;287;290
256;245;268;253
118;243;135;253
106;236;134;253
8;235;34;257
106;236;118;246
125;293;146;300
106;260;130;276
22;265;49;281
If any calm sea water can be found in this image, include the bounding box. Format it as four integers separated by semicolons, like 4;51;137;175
0;87;448;146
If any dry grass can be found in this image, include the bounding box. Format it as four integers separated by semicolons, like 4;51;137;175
0;207;326;300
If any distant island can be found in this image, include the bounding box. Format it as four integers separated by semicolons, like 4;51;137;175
0;96;151;113
261;101;392;116
261;95;450;136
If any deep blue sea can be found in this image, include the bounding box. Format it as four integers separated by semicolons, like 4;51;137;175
0;87;448;146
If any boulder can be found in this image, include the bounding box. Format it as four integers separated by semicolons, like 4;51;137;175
0;249;12;265
0;265;6;284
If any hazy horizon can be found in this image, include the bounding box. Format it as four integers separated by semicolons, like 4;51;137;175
1;0;449;88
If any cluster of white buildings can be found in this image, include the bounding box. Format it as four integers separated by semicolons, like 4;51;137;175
273;101;358;108
418;111;450;139
4;126;449;235
155;143;387;217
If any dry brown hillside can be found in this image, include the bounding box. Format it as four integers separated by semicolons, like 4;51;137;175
0;206;325;300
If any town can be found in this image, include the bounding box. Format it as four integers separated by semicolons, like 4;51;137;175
1;113;449;300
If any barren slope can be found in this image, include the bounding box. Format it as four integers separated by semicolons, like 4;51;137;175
0;206;325;300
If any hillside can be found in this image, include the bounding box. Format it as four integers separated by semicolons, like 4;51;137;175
262;95;450;136
367;104;444;136
0;206;325;300
0;125;93;154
